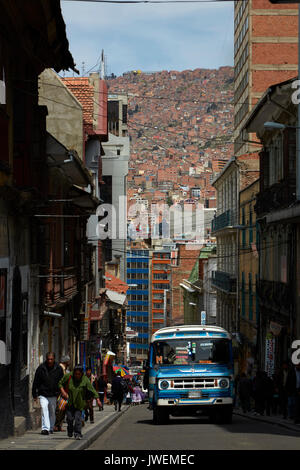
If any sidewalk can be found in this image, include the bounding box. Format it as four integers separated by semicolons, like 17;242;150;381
0;404;130;451
234;407;300;433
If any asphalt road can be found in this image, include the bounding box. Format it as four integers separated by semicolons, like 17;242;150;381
87;404;300;451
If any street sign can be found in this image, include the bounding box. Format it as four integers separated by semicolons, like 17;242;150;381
201;311;206;325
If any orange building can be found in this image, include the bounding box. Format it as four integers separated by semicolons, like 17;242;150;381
151;250;172;334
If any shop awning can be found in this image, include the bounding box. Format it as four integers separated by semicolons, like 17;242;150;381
180;282;196;293
105;289;127;306
69;185;100;210
46;133;92;186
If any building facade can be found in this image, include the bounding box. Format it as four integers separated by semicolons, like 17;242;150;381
234;0;298;156
243;78;299;374
239;178;260;374
126;246;150;364
211;154;259;336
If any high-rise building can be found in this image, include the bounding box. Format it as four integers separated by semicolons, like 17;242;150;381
126;247;150;363
151;249;172;334
234;0;298;156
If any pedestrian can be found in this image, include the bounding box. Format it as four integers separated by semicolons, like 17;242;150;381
284;362;298;420
111;371;127;412
125;379;134;405
54;354;71;432
278;361;289;418
58;364;101;440
252;370;266;415
271;371;281;415
32;352;64;435
96;374;107;411
238;372;252;413
263;371;274;416
293;363;300;424
85;367;97;423
233;374;240;408
132;384;143;405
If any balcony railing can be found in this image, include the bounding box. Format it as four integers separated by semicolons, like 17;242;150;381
255;179;296;216
211;270;236;293
42;266;78;307
211;209;235;233
256;279;292;315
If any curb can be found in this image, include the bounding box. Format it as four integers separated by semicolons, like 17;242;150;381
233;410;300;433
63;406;130;451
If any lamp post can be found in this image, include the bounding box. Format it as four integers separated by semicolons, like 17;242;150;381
163;289;170;327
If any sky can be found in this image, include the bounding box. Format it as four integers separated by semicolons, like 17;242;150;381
61;0;234;77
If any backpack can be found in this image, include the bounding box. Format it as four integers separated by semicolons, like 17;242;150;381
121;379;128;394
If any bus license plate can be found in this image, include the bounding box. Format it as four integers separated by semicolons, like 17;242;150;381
188;391;202;398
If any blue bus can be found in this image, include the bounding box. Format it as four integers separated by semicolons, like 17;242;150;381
144;325;234;424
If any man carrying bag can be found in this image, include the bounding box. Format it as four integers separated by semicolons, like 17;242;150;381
58;365;101;440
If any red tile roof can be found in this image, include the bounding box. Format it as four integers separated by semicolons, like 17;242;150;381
105;272;128;294
62;77;94;133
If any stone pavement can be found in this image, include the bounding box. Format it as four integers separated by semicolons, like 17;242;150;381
0;404;130;451
234;407;300;433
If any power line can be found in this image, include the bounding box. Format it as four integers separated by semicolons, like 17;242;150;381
101;235;290;261
62;0;235;4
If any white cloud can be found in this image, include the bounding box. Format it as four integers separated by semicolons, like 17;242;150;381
61;0;234;76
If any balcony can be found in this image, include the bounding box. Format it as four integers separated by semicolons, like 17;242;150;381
211;270;236;294
42;266;78;308
255;179;296;216
211;209;236;233
256;279;292;315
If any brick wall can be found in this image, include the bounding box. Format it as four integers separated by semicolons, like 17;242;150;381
171;244;201;324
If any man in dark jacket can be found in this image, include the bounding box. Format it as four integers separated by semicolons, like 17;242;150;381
238;373;252;413
32;352;64;435
111;371;127;411
96;374;107;410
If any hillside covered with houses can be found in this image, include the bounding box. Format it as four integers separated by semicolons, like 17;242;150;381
107;66;234;209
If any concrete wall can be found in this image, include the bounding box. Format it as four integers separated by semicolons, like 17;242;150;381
38;69;84;160
102;134;129;282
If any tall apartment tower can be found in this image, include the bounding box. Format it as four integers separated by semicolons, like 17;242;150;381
234;0;298;155
102;93;129;282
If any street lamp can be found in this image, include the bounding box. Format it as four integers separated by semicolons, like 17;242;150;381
263;121;298;130
263;121;287;130
263;120;300;201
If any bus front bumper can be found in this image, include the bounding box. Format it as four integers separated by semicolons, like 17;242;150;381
156;397;233;406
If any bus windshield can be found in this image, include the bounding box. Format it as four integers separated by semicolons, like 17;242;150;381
153;338;231;365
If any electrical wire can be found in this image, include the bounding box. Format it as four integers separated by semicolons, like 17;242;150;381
62;0;236;4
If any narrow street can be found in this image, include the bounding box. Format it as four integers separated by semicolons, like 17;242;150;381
88;404;300;451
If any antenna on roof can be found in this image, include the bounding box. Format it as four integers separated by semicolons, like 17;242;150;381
99;49;105;79
82;61;85;76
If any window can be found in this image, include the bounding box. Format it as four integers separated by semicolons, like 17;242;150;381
0;67;5;105
153;338;231;365
0;269;7;343
248;273;253;321
269;135;283;185
241;207;246;248
249;208;253;245
241;272;245;318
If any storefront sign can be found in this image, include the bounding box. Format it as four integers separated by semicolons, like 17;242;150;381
265;335;275;378
270;321;282;336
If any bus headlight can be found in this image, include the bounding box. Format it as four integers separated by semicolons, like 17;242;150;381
159;380;170;390
219;378;229;388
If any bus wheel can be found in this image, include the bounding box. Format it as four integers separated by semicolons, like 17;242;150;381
153;406;169;425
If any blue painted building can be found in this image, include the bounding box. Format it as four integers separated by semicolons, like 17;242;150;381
126;248;150;363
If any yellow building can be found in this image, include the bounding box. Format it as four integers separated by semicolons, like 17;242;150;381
239;178;259;374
